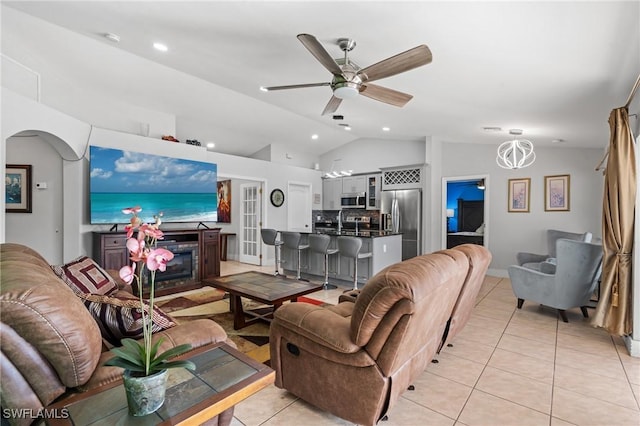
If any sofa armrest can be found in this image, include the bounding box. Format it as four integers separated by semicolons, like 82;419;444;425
80;319;231;391
516;252;548;266
508;265;556;304
271;302;360;354
338;289;360;303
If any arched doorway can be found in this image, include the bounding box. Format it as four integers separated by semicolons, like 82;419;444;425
4;130;74;263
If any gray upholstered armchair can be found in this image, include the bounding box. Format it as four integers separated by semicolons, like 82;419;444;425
509;239;603;322
516;229;593;272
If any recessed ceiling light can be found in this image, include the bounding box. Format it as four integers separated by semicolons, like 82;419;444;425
483;126;502;132
153;42;168;52
206;142;215;148
104;33;120;43
311;134;319;140
382;127;390;132
344;126;352;131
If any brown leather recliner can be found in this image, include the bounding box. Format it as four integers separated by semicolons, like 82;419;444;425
338;244;493;355
0;243;234;426
270;245;491;426
439;244;492;351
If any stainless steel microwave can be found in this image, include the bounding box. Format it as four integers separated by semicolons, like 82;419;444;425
340;192;366;209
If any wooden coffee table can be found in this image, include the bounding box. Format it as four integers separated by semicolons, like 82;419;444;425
46;342;274;425
203;271;323;329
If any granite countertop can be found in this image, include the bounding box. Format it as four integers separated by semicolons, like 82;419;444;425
311;228;401;238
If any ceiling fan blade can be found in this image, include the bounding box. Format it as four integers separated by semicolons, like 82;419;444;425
359;83;413;107
262;82;331;91
358;45;432;83
321;96;342;115
297;33;344;76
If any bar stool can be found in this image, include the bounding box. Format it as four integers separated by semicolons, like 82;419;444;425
261;228;283;276
308;234;339;290
281;231;310;280
337;236;372;290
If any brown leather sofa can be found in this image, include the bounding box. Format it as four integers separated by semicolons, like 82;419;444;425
0;243;234;426
269;244;491;426
439;244;492;350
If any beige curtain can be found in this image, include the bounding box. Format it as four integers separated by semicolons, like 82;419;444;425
591;107;636;335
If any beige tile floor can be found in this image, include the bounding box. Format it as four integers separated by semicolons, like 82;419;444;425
219;261;640;426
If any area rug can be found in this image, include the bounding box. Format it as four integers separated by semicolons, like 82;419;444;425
155;286;327;365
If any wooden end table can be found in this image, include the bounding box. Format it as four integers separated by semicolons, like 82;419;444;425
203;271;323;329
46;342;274;426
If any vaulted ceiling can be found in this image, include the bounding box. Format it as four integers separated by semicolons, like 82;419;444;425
4;1;639;158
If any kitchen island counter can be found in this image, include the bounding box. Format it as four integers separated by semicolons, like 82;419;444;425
281;231;402;286
312;228;401;238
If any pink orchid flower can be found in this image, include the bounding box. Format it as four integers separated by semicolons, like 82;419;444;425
119;263;136;285
122;206;142;215
124;224;135;239
126;237;147;262
139;224;164;240
146;248;174;272
130;215;142;228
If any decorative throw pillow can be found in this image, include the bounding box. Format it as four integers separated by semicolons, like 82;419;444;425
79;293;176;346
52;256;119;296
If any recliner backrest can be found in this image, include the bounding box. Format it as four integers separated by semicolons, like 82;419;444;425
441;244;492;349
350;250;469;376
1;243;104;415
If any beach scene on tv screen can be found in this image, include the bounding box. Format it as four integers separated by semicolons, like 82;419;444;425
90;146;217;224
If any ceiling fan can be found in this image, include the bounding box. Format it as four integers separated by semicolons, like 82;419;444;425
262;34;433;115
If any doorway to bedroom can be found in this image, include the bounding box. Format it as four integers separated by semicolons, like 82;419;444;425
442;175;488;250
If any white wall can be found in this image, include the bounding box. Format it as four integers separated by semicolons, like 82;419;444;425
442;142;603;271
319;137;426;175
1;91;323;263
322;136;604;273
5;135;64;263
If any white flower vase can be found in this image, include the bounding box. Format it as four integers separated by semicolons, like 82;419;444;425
123;369;168;416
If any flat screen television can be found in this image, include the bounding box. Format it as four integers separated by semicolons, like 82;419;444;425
89;145;217;224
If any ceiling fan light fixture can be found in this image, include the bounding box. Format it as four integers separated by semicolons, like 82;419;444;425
333;82;360;99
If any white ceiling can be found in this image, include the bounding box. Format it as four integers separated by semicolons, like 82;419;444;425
4;1;639;158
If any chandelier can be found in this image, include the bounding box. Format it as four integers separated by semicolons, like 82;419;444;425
496;129;536;169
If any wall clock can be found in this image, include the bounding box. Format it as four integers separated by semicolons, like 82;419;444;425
270;188;285;207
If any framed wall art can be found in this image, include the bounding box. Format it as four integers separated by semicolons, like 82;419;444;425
544;174;570;211
216;179;231;223
508;178;530;213
5;164;32;213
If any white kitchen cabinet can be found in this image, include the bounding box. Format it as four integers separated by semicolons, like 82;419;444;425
342;176;366;193
366;174;381;210
322;178;342;210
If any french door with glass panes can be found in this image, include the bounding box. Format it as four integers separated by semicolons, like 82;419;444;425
239;183;261;265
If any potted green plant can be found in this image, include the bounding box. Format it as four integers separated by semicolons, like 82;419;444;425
104;207;195;416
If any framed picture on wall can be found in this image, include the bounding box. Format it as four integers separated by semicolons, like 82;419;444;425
217;179;231;223
508;177;530;213
5;164;32;213
544;174;570;211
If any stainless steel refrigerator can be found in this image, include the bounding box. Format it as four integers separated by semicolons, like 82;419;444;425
380;189;422;260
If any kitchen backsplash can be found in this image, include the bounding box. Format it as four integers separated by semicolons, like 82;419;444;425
313;209;380;228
